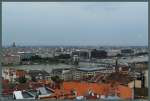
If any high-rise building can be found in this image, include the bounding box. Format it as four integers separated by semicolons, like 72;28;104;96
91;49;107;59
12;42;16;47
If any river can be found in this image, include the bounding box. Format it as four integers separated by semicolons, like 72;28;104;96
3;64;73;73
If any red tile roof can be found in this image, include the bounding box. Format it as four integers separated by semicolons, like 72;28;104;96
61;81;132;99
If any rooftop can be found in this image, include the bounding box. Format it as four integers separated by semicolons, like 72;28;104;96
105;72;134;85
29;70;50;76
61;81;132;99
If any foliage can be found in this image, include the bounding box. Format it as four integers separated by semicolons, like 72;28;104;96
8;83;16;89
16;77;27;84
51;75;61;83
21;54;71;65
51;76;63;89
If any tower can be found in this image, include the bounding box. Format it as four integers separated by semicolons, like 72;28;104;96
12;42;16;47
72;55;79;66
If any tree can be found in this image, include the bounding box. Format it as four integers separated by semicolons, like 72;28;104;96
58;54;71;59
51;76;63;89
31;76;37;82
17;77;27;84
8;83;16;89
116;53;122;57
51;76;60;83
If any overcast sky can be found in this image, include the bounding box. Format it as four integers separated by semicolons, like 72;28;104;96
2;2;148;46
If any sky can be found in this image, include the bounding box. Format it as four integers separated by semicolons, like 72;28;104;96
2;2;148;46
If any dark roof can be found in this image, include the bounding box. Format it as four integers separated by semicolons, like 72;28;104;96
121;66;129;71
29;70;50;77
14;83;30;91
22;91;34;98
134;88;148;98
52;68;70;73
106;73;134;84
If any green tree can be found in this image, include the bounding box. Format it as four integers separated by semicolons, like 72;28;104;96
17;77;27;84
8;83;16;89
51;76;63;89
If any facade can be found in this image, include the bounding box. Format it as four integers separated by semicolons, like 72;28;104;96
144;70;148;88
72;55;79;65
18;52;36;60
72;50;89;59
2;68;15;82
128;80;142;88
51;66;115;81
2;68;28;82
61;70;73;81
36;53;54;58
2;54;21;65
13;91;35;99
73;67;114;80
107;49;121;57
121;49;134;56
28;70;51;81
119;66;130;74
91;49;107;59
51;68;73;81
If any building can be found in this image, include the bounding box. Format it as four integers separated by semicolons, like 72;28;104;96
91;49;107;59
17;51;36;60
36;53;54;58
73;66;114;80
12;86;55;100
2;54;21;65
36;87;54;99
144;70;148;88
121;49;134;56
128;80;142;88
28;70;51;82
12;42;16;47
2;68;15;82
51;66;115;81
2;68;14;82
118;65;131;74
105;72;134;86
72;50;89;59
62;81;132;100
72;55;79;65
13;91;35;100
51;68;73;81
2;68;29;83
133;88;148;99
107;49;121;57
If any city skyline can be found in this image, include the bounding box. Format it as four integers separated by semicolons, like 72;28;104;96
2;2;148;46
